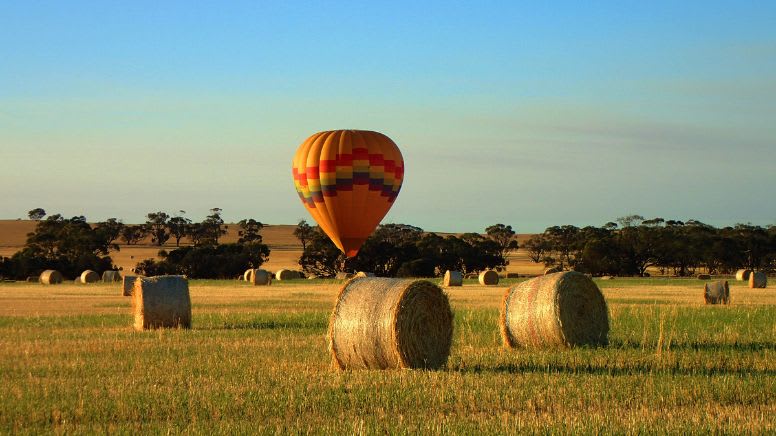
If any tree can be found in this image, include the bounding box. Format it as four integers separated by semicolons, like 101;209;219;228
120;225;147;245
298;226;344;278
199;208;227;245
485;223;519;258
237;219;264;244
27;208;46;221
293;220;315;251
4;214;115;279
167;214;192;247
524;235;550;264
135;242;270;279
94;218;124;250
145;211;170;246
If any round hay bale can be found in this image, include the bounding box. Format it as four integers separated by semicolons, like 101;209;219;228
500;271;609;348
275;269;300;281
80;270;100;283
251;269;271;286
735;269;752;281
132;275;191;330
26;276;37;283
478;270;499;286
328;277;454;370
355;271;375;278
749;272;767;289
443;270;463;287
102;270;121;283
243;269;254;282
39;270;63;285
696;274;711;280
335;272;353;280
544;266;563;275
122;275;141;296
600;276;614;280
704;280;730;304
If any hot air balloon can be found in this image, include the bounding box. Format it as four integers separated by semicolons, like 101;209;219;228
292;130;404;257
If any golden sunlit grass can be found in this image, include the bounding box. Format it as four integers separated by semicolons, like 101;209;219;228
1;278;774;433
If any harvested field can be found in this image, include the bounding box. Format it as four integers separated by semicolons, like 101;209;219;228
0;277;774;433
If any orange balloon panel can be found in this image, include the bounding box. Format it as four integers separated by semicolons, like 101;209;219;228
292;130;404;257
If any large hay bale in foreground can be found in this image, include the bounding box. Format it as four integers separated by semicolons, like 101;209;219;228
749;272;767;289
122;275;140;296
251;269;271;286
704;280;730;304
132;276;191;330
275;269;300;281
735;269;752;281
697;274;711;280
478;270;499;286
102;270;121;283
500;271;609;348
443;270;463;287
329;278;454;370
80;270;100;284
39;270;63;285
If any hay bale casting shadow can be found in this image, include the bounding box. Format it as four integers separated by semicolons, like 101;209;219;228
749;272;767;289
39;270;63;285
132;276;191;330
500;271;609;348
102;270;121;283
478;270;499;286
80;270;100;284
735;269;752;281
704;280;730;304
443;270;462;287
328;277;454;370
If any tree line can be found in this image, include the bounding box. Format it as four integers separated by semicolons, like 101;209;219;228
523;215;776;276
0;208;270;280
295;221;518;278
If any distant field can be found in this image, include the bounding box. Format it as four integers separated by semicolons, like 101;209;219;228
1;278;774;433
0;220;545;275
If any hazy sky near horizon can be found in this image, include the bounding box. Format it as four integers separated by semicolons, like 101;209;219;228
1;1;775;232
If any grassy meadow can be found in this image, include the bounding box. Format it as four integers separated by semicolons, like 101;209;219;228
1;278;774;433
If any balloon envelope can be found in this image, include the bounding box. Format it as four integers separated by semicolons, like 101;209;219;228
292;130;404;257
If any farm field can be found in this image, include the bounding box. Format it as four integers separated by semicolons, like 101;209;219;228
1;278;774;433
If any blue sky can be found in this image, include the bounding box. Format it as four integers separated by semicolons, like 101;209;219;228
1;1;774;232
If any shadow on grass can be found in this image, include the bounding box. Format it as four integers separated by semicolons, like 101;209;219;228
610;339;776;352
458;361;776;377
217;319;328;331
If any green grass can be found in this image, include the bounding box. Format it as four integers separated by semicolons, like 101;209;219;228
1;282;774;434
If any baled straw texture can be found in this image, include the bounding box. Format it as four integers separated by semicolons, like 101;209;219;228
102;270;121;283
735;269;752;281
122;275;140;297
478;270;499;286
132;275;191;330
251;269;271;286
328;277;454;370
544;266;562;275
500;271;609;348
749;272;767;289
243;269;254;282
355;271;375;278
697;274;711;280
81;270;100;284
275;269;299;280
704;280;730;304
39;270;63;285
443;270;463;287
